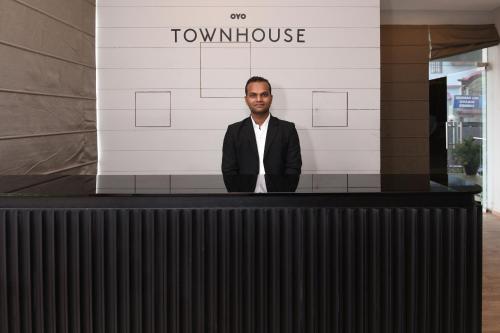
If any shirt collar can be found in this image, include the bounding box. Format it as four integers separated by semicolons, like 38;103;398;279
251;113;271;130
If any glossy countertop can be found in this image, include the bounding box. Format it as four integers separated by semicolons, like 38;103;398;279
0;174;482;197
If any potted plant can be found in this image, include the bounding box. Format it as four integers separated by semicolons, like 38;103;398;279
452;137;481;175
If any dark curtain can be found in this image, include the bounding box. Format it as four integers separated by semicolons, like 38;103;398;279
430;24;500;60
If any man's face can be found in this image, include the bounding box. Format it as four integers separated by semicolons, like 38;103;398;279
245;81;273;115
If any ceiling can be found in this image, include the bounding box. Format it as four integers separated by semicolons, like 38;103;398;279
380;0;500;11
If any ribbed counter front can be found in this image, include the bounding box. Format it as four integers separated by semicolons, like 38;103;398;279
0;174;482;333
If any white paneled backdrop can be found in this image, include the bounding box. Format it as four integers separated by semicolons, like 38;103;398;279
97;0;380;174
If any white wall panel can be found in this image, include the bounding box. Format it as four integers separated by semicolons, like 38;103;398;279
251;48;380;69
97;7;379;27
99;151;223;173
97;48;200;68
98;89;379;110
99;150;380;174
98;68;379;89
99;130;225;151
97;28;380;48
99;109;379;130
98;47;380;69
210;68;381;88
98;0;378;7
303;150;380;172
201;44;251;69
97;1;381;174
98;129;380;151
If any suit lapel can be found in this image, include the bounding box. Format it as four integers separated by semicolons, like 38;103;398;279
264;115;278;158
242;117;258;158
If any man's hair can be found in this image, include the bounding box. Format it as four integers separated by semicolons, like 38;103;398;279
245;76;272;96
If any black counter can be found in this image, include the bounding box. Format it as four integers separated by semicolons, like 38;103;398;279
0;173;481;208
0;174;482;333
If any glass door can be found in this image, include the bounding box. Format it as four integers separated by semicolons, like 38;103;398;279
430;49;487;203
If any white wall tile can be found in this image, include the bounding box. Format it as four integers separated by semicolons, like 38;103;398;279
312;91;348;127
135;91;171;126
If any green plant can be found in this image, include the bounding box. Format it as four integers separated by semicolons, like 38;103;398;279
452;137;481;175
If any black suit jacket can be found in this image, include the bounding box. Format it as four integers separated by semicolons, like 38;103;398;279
222;115;302;175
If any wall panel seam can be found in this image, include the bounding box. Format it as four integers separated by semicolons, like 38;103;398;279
381;64;429;66
99;87;382;90
380;118;429;121
380;44;428;47
99;149;380;152
381;136;429;139
98;67;382;70
381;81;430;84
381;99;429;102
96;5;381;8
381;63;429;65
99;108;381;111
97;46;381;50
381;155;428;157
97;25;380;29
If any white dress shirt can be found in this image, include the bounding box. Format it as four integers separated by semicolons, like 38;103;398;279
251;114;270;193
251;113;270;175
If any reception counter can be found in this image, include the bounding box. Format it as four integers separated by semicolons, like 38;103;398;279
0;174;482;333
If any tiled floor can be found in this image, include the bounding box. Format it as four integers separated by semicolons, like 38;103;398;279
483;212;500;332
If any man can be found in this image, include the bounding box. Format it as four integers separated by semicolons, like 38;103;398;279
221;76;302;175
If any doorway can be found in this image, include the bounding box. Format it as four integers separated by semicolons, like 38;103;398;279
429;49;487;204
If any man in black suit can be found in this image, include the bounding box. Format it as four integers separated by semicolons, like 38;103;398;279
222;76;302;175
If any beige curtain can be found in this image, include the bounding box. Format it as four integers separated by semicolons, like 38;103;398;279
429;24;500;60
0;0;96;175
